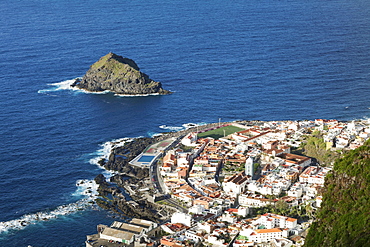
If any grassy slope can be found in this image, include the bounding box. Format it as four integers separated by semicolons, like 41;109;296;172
304;139;370;247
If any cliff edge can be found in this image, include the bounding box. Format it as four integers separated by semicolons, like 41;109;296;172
72;53;171;95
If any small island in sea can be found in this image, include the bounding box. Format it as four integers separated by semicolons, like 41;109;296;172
86;119;370;246
72;52;171;95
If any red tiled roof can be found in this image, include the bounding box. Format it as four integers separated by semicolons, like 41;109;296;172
255;228;282;233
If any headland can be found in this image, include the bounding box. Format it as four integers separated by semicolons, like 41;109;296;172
89;119;370;246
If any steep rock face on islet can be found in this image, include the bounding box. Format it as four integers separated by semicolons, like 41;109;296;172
73;52;171;95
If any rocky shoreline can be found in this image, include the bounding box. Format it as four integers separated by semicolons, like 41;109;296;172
93;120;268;222
93;121;242;222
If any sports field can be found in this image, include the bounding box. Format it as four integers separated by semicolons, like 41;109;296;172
197;125;244;139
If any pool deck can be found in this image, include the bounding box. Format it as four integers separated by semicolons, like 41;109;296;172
129;137;177;168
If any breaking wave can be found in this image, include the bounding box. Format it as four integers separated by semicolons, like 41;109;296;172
38;78;166;97
38;78;110;95
114;93;162;97
147;131;163;138
159;122;208;132
0;137;138;233
0;179;98;233
37;78;87;95
159;125;184;131
87;137;140;181
88;137;134;166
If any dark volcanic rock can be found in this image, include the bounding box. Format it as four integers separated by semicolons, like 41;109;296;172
73;52;171;95
94;174;108;185
103;137;153;178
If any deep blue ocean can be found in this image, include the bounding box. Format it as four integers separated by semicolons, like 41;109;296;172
0;0;369;246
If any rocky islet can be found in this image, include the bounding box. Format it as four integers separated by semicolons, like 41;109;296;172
72;52;171;95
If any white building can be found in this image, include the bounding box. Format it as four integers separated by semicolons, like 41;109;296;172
238;193;273;207
184;230;202;242
239;228;284;243
223;172;251;196
247;181;282;195
245;156;254;176
99;227;135;245
94;219;157;246
206;235;227;247
236;206;249;217
177;152;190;167
181;132;198;146
171;212;193;227
219;210;238;224
287;186;303;198
316;196;323;208
209;205;223;216
299;166;331;185
222;207;249;218
189;204;205;215
197;221;214;234
257;213;297;229
271;238;294;247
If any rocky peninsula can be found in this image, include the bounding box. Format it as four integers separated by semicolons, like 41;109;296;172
93;122;226;222
72;52;171;95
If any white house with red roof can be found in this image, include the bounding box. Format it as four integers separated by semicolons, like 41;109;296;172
181;132;198;146
256;213;297;229
239;228;287;244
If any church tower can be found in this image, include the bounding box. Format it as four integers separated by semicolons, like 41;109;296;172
245;156;254;177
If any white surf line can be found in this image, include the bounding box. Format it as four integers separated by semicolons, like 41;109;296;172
159;125;184;131
38;78;166;97
88;137;139;182
38;78;111;95
0;180;98;233
159;122;208;132
114;92;161;97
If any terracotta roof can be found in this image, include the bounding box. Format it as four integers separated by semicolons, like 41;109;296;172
286;217;297;222
255;228;282;233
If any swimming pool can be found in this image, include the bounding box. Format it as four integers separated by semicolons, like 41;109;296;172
137;155;156;163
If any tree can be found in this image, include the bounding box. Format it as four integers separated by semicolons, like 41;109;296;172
302;132;340;165
275;200;289;212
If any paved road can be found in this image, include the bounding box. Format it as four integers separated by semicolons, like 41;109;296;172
149;155;189;213
165;198;188;213
146;137;192;214
151;159;166;194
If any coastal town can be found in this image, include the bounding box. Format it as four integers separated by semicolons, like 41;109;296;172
86;119;370;247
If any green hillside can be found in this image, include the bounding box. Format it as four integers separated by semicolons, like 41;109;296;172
304;139;370;247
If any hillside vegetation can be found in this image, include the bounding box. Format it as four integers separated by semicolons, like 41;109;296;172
301;131;341;166
304;139;370;247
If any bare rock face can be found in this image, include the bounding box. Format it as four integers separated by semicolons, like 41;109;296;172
72;52;171;95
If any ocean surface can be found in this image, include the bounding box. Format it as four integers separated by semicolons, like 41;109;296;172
0;0;369;246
